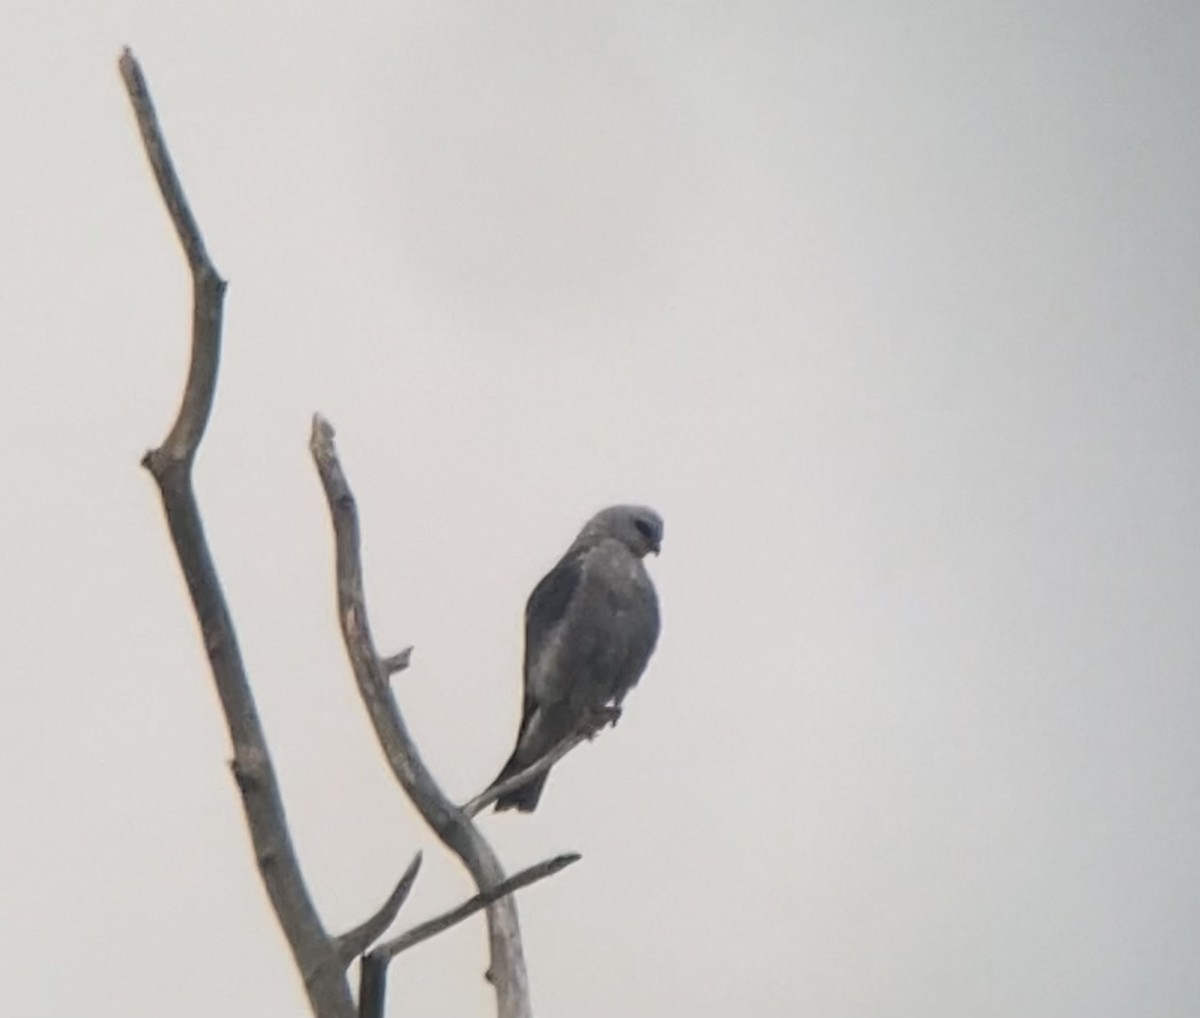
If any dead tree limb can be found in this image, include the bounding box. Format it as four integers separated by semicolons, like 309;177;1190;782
310;415;538;1018
127;46;580;1018
357;853;580;1018
119;48;356;1018
334;852;423;965
379;852;579;961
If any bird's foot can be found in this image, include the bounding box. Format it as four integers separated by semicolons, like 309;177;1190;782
580;704;622;739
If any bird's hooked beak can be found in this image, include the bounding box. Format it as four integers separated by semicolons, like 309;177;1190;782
648;539;661;556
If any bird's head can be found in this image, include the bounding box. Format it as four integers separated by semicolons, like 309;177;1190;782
581;505;664;558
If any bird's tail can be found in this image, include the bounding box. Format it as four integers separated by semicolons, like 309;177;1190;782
489;747;549;813
494;771;549;812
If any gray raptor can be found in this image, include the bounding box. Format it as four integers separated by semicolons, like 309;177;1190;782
491;505;663;812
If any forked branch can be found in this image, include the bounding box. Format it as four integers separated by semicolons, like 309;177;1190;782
310;414;538;1018
334;853;423;965
120;48;354;1018
127;46;578;1018
379;852;579;961
357;853;580;1018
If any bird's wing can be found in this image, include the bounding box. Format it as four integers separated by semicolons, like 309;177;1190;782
525;551;583;658
516;550;585;732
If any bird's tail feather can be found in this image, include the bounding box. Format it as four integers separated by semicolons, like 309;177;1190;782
489;745;549;813
494;770;549;812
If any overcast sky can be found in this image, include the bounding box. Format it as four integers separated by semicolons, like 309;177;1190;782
1;3;1197;1017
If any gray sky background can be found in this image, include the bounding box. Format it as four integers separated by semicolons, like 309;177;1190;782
1;3;1197;1016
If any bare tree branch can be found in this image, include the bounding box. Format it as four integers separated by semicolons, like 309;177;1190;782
381;853;580;960
357;854;580;1018
122;48;355;1018
119;50;223;465
126;46;581;1018
381;647;413;677
356;953;389;1018
334;853;423;966
310;414;535;1018
461;712;616;817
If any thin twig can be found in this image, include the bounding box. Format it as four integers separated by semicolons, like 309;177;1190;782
122;48;354;1018
379;853;580;959
357;855;580;1018
461;713;615;817
118;50;212;272
310;415;534;1018
381;647;413;677
119;49;224;465
334;853;423;966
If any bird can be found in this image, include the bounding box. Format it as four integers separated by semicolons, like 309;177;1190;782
489;505;663;812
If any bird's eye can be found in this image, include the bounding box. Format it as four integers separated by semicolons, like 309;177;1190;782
634;518;655;540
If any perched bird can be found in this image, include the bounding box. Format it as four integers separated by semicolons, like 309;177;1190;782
490;505;663;812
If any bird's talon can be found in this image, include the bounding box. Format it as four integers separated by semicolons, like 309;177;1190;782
583;704;623;736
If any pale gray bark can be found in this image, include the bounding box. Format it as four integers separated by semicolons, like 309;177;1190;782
124;47;579;1018
311;417;542;1018
120;48;356;1018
